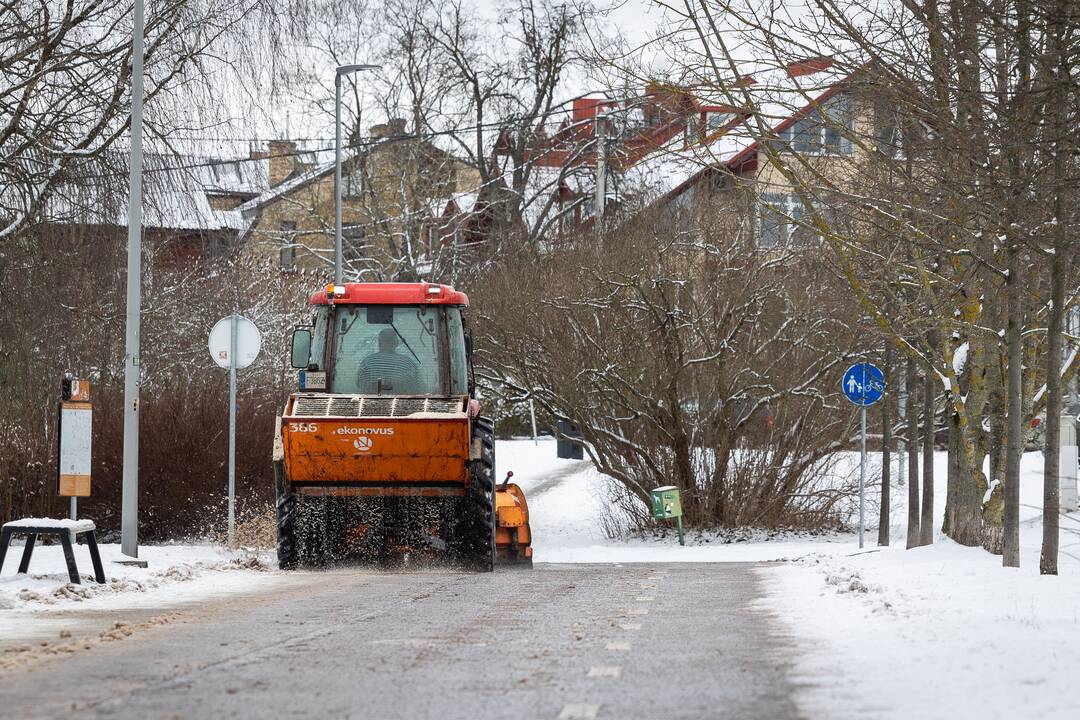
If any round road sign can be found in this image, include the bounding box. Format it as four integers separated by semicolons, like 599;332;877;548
208;315;262;370
842;362;885;406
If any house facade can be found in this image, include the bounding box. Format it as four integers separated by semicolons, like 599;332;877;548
24;150;268;268
618;59;895;250
238;121;482;281
496;59;888;252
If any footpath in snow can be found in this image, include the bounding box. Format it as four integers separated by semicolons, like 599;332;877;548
501;438;1080;720
760;451;1080;720
502;437;854;562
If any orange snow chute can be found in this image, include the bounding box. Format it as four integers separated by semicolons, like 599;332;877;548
495;473;533;566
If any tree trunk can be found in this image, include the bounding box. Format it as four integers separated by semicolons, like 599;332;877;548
1003;239;1023;567
983;350;1007;553
920;354;935;546
879;343;893;545
946;406;960;531
1041;244;1064;575
1041;2;1068;575
906;355;921;548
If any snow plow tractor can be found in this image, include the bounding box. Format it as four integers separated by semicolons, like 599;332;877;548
272;282;532;571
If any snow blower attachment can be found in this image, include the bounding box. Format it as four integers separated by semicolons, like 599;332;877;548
272;282;533;571
495;472;533;566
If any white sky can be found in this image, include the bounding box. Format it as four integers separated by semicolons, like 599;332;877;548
195;0;680;152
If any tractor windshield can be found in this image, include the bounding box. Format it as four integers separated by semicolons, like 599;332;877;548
319;305;468;396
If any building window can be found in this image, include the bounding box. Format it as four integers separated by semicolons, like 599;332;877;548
280;221;297;270
644;103;663;128
875;112;934;160
874;113;903;159
705;111;735;131
779;94;853;155
758;193;829;248
344;166;364;199
759;193;804;248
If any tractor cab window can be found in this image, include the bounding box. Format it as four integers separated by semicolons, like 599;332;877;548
322;305;467;396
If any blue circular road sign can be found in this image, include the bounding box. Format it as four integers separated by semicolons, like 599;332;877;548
842;362;885;406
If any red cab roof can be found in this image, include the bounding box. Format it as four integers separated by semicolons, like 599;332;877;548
308;282;469;306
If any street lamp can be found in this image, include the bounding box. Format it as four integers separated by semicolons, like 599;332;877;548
121;0;146;560
335;63;380;285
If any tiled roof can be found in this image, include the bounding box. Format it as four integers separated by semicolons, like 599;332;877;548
34;152;269;231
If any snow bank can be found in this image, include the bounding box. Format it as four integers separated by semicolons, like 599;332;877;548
0;542;274;615
758;451;1080;720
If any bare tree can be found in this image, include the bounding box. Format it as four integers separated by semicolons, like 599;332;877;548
920;344;935;546
477;205;864;531
1038;0;1079;575
0;0;272;240
423;0;607;246
658;0;1080;562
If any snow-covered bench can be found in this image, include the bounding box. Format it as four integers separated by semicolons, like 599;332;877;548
0;518;105;584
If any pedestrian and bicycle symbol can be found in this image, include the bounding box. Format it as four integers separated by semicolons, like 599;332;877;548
842;361;885;550
842;362;885;406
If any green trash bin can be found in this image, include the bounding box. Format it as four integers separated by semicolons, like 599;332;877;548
650;486;684;545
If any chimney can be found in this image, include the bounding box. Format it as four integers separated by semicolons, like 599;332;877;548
369;118;409;140
267;140;298;187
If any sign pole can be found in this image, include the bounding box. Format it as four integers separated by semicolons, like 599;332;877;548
529;399;538;445
843;361;884;549
209;313;261;546
228;315;238;545
859;405;866;549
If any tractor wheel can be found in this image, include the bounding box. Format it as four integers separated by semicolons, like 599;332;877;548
275;460;300;570
452;417;496;572
296;495;330;568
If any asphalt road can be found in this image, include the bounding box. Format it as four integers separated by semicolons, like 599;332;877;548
0;563;803;720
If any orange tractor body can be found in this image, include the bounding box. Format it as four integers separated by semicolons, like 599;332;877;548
273;282;532;569
282;406;471;493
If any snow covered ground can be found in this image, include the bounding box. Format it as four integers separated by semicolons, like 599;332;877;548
761;451;1080;720
0;542;280;649
502;437;1080;720
3;437;1074;718
502;437;858;562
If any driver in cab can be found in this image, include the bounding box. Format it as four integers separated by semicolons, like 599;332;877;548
357;327;420;394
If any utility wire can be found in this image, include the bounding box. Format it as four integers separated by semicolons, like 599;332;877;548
25;92;657;180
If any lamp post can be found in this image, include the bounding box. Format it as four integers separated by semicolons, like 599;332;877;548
335;64;380;285
121;0;146;560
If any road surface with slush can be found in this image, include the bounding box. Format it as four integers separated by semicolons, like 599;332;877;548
0;563;802;720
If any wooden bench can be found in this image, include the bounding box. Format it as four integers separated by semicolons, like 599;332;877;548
0;519;106;584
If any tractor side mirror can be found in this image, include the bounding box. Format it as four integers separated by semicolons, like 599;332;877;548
290;327;312;369
464;330;474;358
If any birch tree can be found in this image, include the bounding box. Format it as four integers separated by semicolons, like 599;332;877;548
660;0;1080;561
